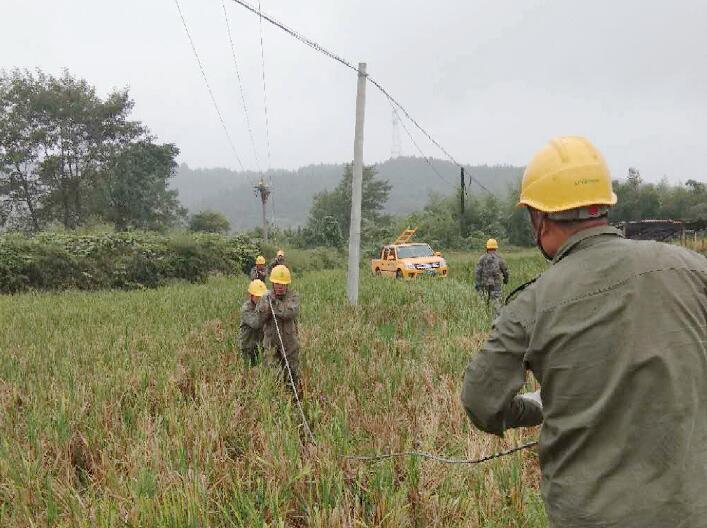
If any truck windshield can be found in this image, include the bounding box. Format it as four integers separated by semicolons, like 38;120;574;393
397;245;434;258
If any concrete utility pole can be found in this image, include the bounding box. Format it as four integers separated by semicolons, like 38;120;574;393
346;62;367;305
254;179;271;242
460;167;466;236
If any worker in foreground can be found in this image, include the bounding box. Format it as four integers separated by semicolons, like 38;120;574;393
266;249;286;275
257;265;301;393
249;255;267;281
239;279;266;366
474;238;509;312
461;136;707;528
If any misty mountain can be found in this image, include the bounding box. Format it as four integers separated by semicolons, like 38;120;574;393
170;157;523;229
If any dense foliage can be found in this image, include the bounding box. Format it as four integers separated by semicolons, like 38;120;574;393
610;170;706;223
0;230;258;293
0;69;185;232
189;210;231;234
298;164;392;248
289;166;705;253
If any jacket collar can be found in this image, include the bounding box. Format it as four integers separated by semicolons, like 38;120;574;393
552;225;624;264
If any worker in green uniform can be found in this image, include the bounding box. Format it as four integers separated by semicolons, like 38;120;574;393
266;249;286;276
474;238;509;312
249;255;267;281
257;265;301;393
461;136;707;528
239;279;267;366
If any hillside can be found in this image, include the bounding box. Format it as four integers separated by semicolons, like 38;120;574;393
171;157;523;229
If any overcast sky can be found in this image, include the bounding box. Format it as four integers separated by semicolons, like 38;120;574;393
2;0;706;183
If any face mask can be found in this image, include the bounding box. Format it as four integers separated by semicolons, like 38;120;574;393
531;212;553;261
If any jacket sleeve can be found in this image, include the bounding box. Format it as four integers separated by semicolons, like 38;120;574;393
461;308;542;436
248;267;258;280
255;293;272;320
500;258;509;283
240;302;264;329
270;292;300;321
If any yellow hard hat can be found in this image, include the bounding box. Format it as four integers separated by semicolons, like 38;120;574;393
255;255;266;265
486;238;498;250
270;265;291;285
248;279;267;297
276;249;285;257
519;136;617;214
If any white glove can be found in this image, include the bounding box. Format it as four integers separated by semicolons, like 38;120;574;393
519;390;542;409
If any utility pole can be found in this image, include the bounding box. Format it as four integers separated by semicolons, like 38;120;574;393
460;167;466;236
347;62;367;305
254;179;271;242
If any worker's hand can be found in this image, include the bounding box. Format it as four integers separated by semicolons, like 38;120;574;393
519;390;542;409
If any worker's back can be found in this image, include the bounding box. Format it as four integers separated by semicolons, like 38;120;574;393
513;227;707;527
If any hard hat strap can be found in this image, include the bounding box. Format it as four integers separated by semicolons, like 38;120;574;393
546;205;610;221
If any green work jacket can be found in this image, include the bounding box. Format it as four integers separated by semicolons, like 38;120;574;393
239;299;264;354
461;226;707;527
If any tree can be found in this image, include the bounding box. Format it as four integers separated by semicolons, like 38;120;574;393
94;142;185;230
189;210;230;233
0;69;184;231
303;164;391;246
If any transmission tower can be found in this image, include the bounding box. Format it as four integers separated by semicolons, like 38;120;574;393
391;108;402;159
254;179;271;242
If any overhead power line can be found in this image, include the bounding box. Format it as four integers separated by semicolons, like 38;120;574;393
227;0;494;195
257;1;273;171
174;0;246;173
221;0;261;172
392;105;450;185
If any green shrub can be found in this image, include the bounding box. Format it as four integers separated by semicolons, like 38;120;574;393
0;231;259;293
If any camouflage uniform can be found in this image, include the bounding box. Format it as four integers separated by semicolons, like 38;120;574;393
249;265;267;281
239;299;264;366
256;289;300;389
461;226;707;528
474;252;509;311
266;257;286;276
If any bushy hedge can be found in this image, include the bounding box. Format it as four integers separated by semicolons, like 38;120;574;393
0;231;259;293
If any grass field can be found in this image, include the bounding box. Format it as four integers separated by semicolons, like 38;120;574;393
0;250;549;527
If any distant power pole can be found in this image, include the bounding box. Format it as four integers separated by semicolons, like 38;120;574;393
460;167;466;236
347;62;367;306
254;179;271;242
391;108;402;159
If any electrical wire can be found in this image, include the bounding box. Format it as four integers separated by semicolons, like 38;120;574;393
342;440;538;465
221;0;262;172
227;0;495;196
257;0;273;171
391;105;451;185
268;296;316;445
174;0;246;173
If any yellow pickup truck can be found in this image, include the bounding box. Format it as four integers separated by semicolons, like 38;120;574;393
370;229;448;279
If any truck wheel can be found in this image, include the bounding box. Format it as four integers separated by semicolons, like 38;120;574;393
396;270;403;279
375;268;381;276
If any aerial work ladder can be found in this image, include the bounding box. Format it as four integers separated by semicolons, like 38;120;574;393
393;227;417;245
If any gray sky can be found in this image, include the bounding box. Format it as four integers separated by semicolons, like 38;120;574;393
2;0;706;183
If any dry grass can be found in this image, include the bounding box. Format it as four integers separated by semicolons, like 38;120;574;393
0;251;548;527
